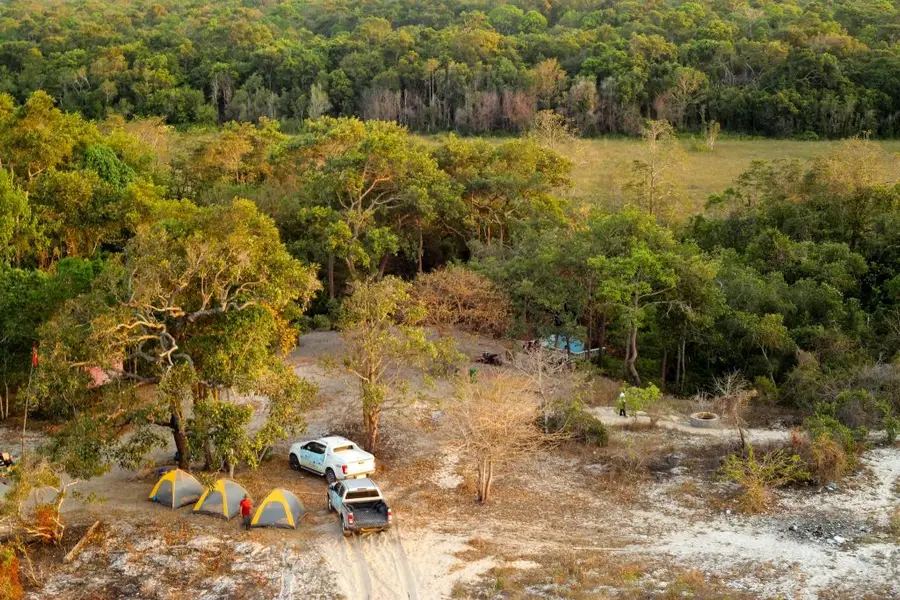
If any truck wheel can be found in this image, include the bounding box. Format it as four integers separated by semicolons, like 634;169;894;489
325;468;336;484
289;454;300;471
341;520;351;538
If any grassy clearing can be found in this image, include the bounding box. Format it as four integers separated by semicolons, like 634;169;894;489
567;138;900;203
419;134;900;205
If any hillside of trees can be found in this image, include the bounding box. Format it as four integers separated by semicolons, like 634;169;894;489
3;0;900;137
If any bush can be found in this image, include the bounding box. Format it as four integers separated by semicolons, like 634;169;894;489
413;266;512;336
804;401;864;458
890;506;900;538
547;405;609;447
719;445;809;514
884;416;899;445
311;314;331;331
618;384;662;420
754;376;778;403
805;434;849;485
0;546;22;600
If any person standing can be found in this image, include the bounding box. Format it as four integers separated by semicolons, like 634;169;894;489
240;494;253;530
617;391;627;417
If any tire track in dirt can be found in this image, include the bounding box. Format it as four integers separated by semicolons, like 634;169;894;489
388;528;420;600
343;536;373;599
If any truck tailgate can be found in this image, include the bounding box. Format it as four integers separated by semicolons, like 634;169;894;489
343;456;375;476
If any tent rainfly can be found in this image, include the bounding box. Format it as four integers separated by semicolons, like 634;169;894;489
251;488;306;529
149;469;203;509
194;479;250;519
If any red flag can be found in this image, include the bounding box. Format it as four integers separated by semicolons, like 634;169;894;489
31;343;38;368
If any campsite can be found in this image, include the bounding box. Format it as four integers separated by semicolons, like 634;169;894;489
3;0;900;597
0;329;891;599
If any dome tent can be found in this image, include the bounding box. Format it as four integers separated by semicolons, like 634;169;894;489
251;488;305;529
149;469;203;509
194;479;250;519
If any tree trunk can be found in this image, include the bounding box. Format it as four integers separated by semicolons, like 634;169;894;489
626;325;641;386
327;252;335;300
378;254;389;278
598;313;607;367
173;426;189;470
203;440;214;471
477;457;494;504
660;347;668;393
675;338;683;390
363;406;380;453
417;225;424;274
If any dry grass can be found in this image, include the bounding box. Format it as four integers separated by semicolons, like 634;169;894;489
889;506;900;539
805;434;850;485
666;480;707;510
564;138;900;207
419;134;900;208
453;547;756;600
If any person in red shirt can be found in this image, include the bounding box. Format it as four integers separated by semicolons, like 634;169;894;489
239;495;253;530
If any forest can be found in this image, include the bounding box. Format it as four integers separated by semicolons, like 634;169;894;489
0;0;897;487
2;0;900;137
0;85;898;480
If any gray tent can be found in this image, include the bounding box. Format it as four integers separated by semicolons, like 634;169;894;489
149;469;203;509
251;488;305;529
193;479;249;519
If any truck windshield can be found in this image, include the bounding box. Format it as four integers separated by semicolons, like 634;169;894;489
346;490;380;500
332;445;356;453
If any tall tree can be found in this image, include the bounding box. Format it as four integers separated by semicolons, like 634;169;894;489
340;276;459;452
32;199;320;471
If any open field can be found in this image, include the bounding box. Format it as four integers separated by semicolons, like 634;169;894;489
420;135;900;206
569;138;900;203
15;331;899;600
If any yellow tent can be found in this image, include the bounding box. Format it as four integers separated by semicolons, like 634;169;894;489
149;469;203;509
251;488;305;529
194;479;250;520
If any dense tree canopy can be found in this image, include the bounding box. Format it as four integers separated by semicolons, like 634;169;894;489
0;88;898;482
3;0;900;137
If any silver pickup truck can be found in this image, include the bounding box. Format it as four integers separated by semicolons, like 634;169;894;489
327;478;392;537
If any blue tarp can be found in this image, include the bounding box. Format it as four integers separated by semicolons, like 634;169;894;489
543;334;586;354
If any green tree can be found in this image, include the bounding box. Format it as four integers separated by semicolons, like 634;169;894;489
340;276;459;452
283;117;449;283
32;199;320;472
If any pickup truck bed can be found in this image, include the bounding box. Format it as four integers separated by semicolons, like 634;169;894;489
346;500;390;529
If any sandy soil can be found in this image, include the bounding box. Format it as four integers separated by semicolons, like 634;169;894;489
13;331;900;599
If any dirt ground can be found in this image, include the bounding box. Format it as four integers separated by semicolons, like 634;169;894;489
11;331;900;599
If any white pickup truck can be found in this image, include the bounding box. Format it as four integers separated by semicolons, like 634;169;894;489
288;436;375;483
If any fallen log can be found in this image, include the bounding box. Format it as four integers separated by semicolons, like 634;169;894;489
63;520;100;564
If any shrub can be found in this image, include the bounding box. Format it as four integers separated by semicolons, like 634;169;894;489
547;404;609;447
890;506;900;538
0;546;22;600
754;376;778;403
619;384;662;421
719;445;809;514
311;314;331;331
804;403;862;458
414;266;512;336
884;416;899;445
806;434;849;485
